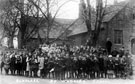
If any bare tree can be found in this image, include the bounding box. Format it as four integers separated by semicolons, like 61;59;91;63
0;0;19;48
11;0;46;48
0;0;77;49
81;0;116;46
0;0;51;48
28;0;77;44
81;0;106;46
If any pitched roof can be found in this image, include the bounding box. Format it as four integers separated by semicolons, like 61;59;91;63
33;1;129;38
32;17;88;38
33;18;78;38
68;1;128;37
67;19;88;36
103;1;128;22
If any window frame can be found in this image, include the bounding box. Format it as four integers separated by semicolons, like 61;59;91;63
114;30;123;45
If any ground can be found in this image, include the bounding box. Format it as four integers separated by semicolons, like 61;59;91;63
0;74;135;84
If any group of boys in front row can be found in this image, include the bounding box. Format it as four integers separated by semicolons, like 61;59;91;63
0;44;133;80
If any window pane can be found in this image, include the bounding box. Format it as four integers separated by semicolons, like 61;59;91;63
114;30;123;44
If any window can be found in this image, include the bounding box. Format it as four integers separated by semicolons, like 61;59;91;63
133;6;135;19
133;14;135;19
114;30;123;44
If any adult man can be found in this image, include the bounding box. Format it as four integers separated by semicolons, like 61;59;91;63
106;38;112;54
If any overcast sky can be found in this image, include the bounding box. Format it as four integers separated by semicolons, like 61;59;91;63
57;0;126;19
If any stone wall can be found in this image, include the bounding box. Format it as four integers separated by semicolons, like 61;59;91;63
68;32;88;46
105;4;135;53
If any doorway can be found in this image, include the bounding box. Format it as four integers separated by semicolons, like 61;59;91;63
131;38;135;54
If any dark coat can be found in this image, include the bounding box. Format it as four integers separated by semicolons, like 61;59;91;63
16;57;22;70
98;57;104;71
10;57;16;69
22;56;27;70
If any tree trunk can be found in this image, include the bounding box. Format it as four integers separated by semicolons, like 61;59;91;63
18;14;27;49
18;30;26;49
8;36;14;48
87;31;98;47
46;29;49;44
18;30;22;49
17;29;26;49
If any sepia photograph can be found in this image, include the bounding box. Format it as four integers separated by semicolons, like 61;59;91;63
0;0;135;84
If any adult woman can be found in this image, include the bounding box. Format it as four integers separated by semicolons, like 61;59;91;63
26;53;31;77
38;53;45;78
29;52;39;77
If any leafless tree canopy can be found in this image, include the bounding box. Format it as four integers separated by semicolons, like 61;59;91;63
0;0;77;48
